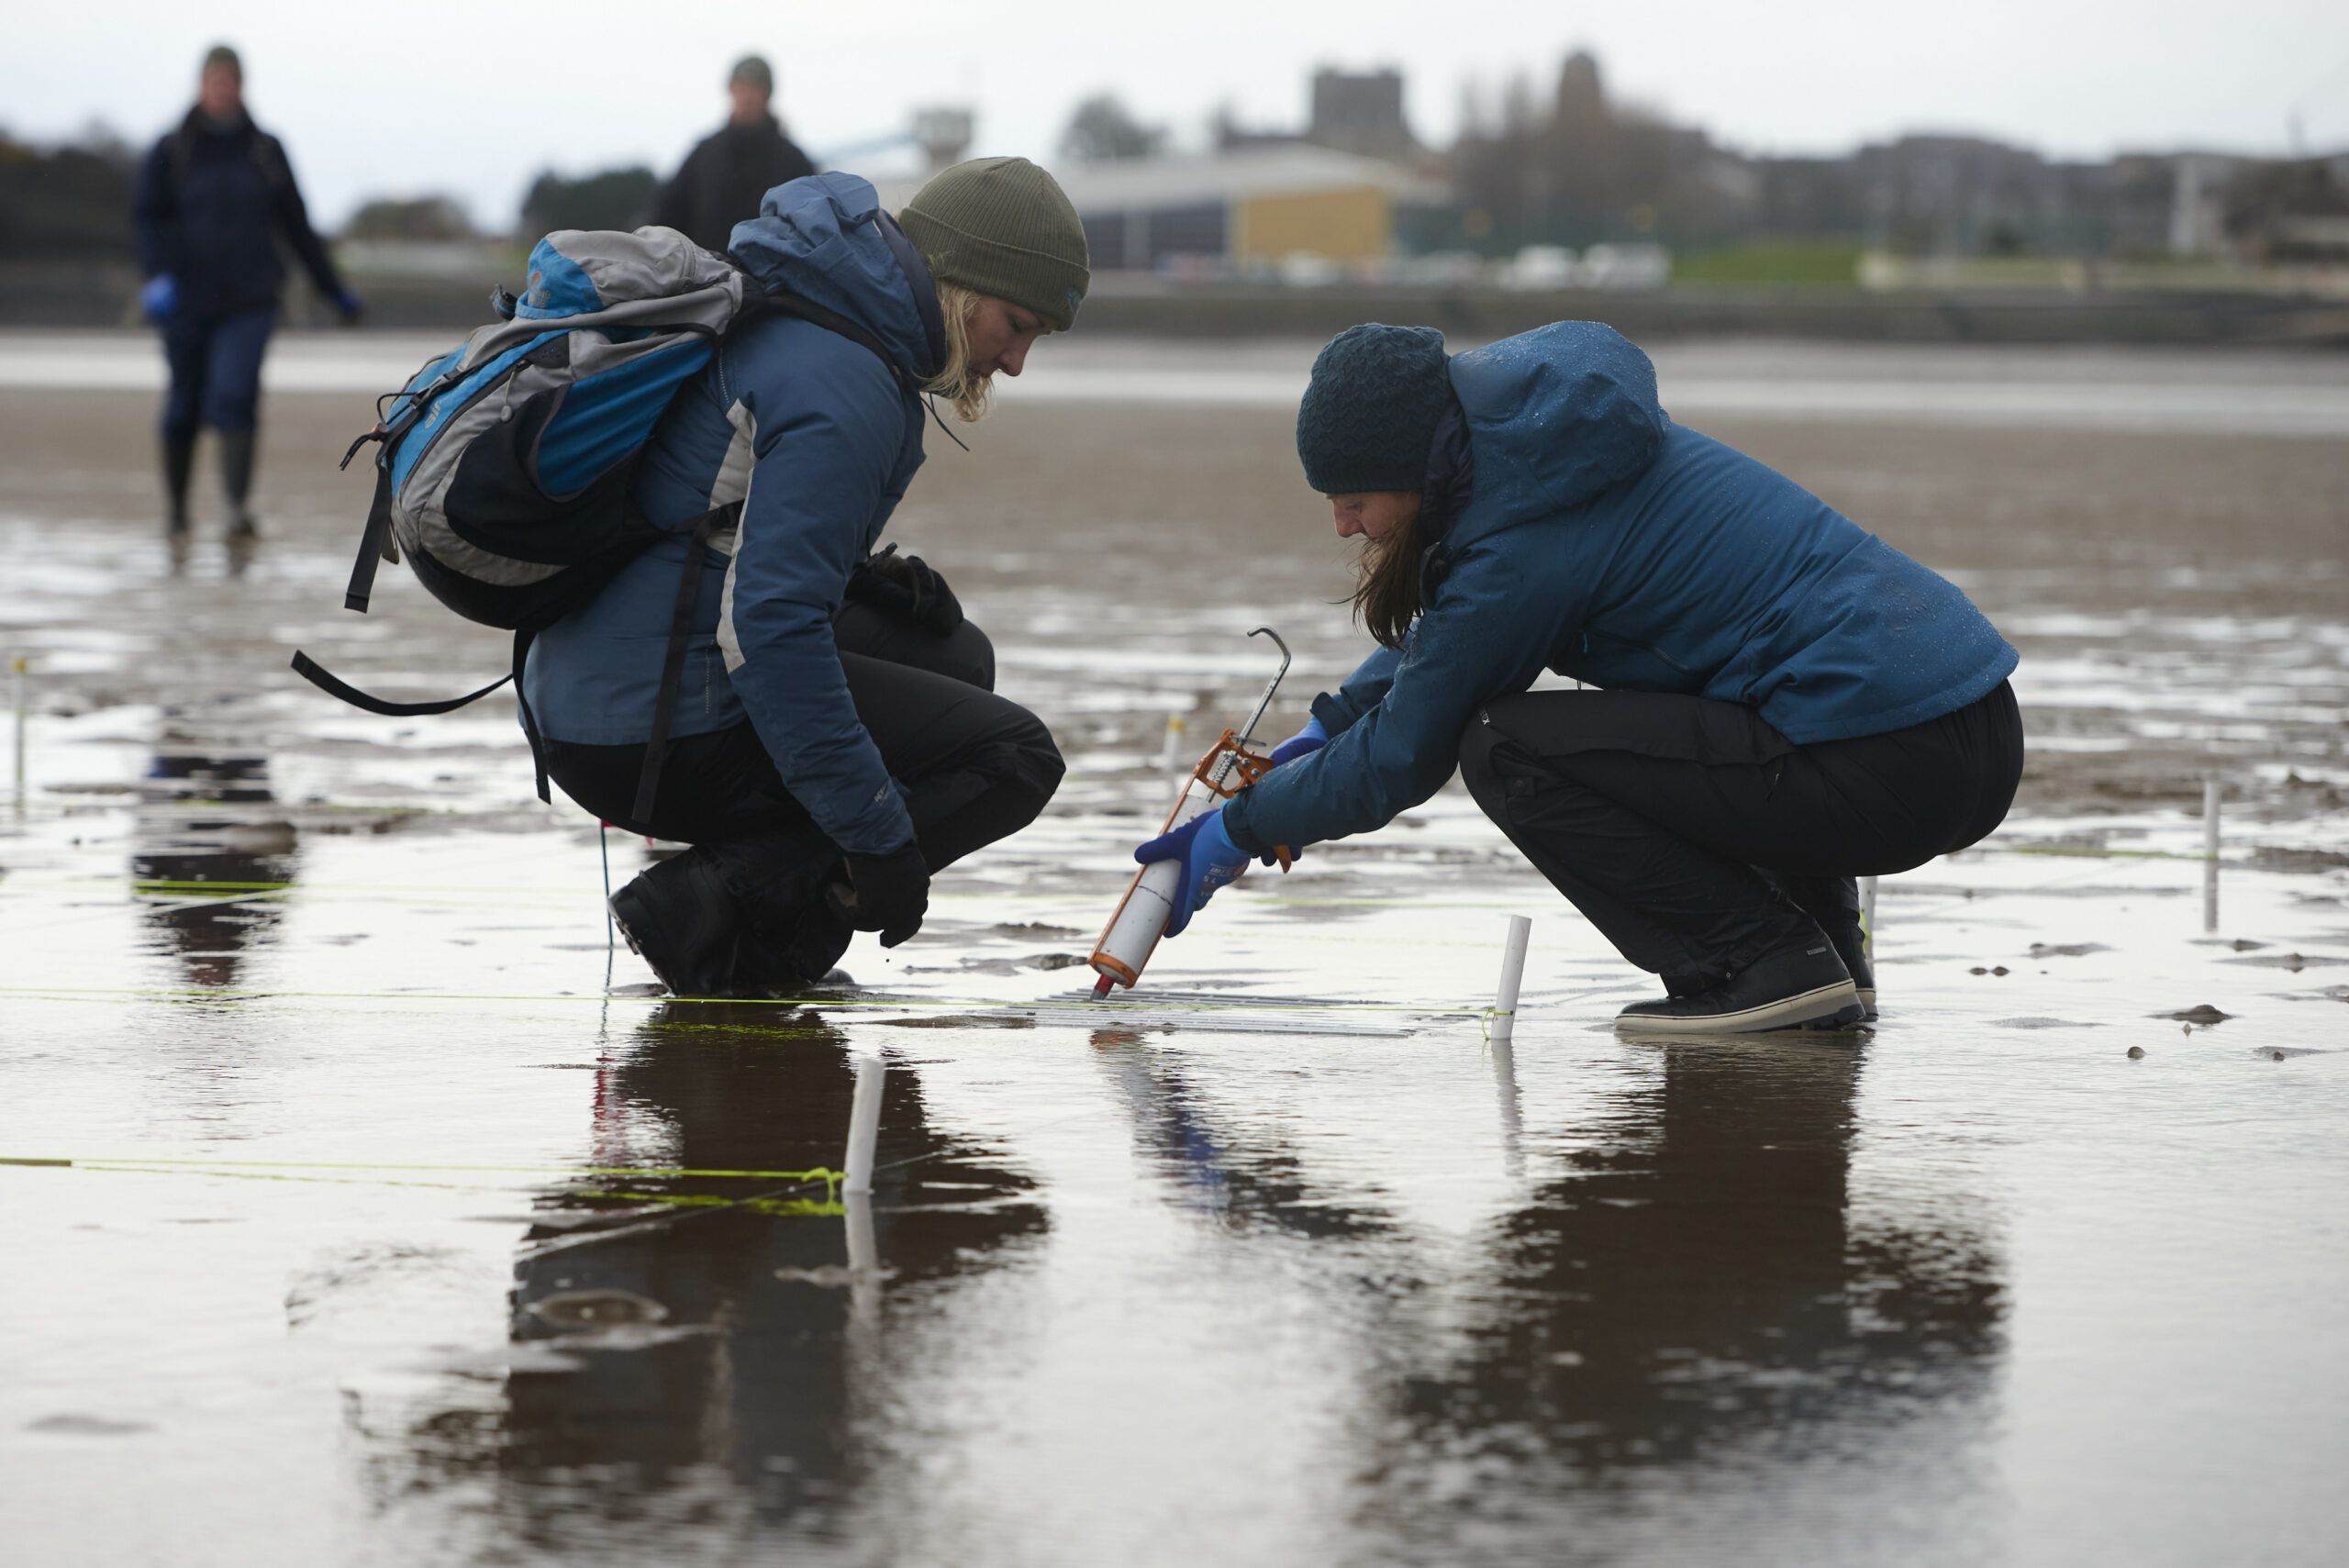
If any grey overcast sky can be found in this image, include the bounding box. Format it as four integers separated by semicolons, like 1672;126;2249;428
7;0;2347;228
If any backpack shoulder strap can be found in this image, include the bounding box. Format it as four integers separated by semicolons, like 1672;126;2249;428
735;284;907;390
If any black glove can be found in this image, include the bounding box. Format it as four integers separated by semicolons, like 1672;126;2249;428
844;543;963;637
832;845;930;947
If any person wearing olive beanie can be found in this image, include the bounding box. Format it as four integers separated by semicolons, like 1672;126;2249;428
528;167;1086;999
898;155;1091;333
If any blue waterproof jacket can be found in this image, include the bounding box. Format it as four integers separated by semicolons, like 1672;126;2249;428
132;109;345;317
524;173;942;858
1221;321;2019;857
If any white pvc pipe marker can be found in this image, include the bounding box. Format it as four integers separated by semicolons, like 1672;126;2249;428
843;1055;885;1195
2203;776;2221;934
11;654;25;813
1490;916;1531;1043
1859;874;1878;962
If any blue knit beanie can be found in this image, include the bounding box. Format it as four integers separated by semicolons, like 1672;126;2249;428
1295;324;1452;495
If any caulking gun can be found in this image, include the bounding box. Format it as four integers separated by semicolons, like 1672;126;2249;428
1090;627;1293;998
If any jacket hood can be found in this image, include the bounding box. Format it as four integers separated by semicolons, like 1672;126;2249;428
726;172;942;380
1444;320;1670;545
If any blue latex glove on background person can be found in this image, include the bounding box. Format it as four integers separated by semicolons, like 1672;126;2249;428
333;287;364;324
1134;806;1252;939
139;273;178;323
1266;716;1328;768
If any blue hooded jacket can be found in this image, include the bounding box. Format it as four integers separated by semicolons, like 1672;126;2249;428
523;173;942;858
1221;321;2019;856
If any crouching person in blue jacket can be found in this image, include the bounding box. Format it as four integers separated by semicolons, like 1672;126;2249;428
524;161;1089;995
1140;322;2023;1033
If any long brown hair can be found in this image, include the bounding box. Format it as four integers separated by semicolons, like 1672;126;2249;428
1351;502;1427;651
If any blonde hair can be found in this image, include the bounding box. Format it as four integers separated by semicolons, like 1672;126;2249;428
922;283;993;423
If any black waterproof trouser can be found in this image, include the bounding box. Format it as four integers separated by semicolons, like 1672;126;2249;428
1457;681;2022;993
541;606;1064;984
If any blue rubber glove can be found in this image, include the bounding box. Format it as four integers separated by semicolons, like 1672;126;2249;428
1134;806;1252;939
1267;715;1328;768
140;273;178;324
333;287;364;324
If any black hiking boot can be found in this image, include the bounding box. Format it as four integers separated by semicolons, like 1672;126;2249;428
162;435;195;556
608;852;743;997
1760;870;1878;1022
217;429;258;539
1617;929;1865;1035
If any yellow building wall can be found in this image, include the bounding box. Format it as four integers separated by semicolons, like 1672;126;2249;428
1231;187;1392;262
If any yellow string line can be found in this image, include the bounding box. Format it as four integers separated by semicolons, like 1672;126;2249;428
0;1162;844;1215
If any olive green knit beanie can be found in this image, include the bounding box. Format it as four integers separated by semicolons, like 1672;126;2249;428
898;157;1090;331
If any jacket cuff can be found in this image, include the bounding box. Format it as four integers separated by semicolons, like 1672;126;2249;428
1219;788;1273;857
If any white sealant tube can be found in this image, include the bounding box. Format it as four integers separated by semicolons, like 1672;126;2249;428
1089;802;1230;985
843;1055;885;1195
1091;788;1228;989
1490;915;1531;1043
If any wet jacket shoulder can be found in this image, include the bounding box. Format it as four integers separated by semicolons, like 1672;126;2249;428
524;173;943;857
133;109;343;315
1223;321;2018;856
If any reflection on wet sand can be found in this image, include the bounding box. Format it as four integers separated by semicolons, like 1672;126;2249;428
1372;1039;2003;1538
1091;1029;1396;1240
132;746;297;986
367;1006;1043;1545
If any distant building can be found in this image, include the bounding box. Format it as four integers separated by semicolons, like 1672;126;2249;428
1213;66;1420;163
1072;146;1442;270
1850;135;2082;256
1308;68;1418;161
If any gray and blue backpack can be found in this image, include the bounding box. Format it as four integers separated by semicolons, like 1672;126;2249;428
293;225;906;806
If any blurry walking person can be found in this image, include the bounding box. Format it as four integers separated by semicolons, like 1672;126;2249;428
131;44;362;551
1138;321;2024;1033
528;159;1090;995
654;55;818;254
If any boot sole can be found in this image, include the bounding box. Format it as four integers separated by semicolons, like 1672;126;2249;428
607;892;649;958
1617;980;1865;1036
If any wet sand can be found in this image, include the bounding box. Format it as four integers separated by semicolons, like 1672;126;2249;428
2;338;2346;1566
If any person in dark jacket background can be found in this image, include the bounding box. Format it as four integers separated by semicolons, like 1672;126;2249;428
1139;321;2024;1034
528;160;1090;996
654;55;818;255
131;44;360;549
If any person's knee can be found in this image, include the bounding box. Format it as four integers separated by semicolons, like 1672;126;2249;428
942;619;996;692
203;384;261;433
963;706;1064;839
1006;707;1064;806
161;376;202;440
